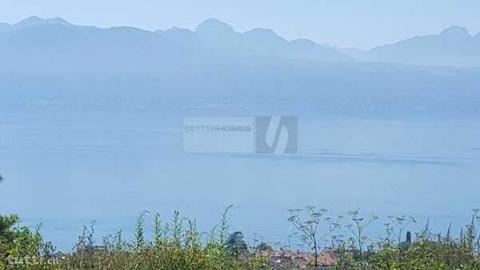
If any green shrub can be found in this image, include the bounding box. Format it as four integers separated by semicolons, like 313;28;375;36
2;208;480;270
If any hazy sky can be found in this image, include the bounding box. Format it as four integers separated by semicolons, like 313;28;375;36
1;0;479;49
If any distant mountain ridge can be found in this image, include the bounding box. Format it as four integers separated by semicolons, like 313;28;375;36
1;16;479;67
0;16;352;64
362;26;480;67
0;16;71;32
160;18;353;62
0;17;480;67
0;17;479;118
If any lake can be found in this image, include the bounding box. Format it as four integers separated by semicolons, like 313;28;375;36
1;106;479;250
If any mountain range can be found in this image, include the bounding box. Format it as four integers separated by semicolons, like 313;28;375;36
1;16;479;67
0;17;479;118
363;26;480;67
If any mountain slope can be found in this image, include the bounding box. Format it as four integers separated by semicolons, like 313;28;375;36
364;26;480;67
0;23;11;33
158;18;353;62
0;16;353;71
0;17;189;77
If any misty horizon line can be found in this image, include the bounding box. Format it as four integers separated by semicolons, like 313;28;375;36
3;15;479;50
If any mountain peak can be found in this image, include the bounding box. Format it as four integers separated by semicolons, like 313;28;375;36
244;28;286;44
441;26;470;37
196;18;234;34
15;16;44;27
14;16;70;29
48;17;70;25
245;28;277;35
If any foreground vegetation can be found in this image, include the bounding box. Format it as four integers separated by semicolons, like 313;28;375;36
1;206;480;269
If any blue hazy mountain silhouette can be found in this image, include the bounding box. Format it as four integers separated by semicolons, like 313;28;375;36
0;17;479;117
364;26;480;67
2;17;479;67
196;18;238;39
13;16;70;29
159;18;353;62
0;17;352;64
0;17;187;78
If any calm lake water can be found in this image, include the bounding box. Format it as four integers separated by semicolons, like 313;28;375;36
1;109;479;250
